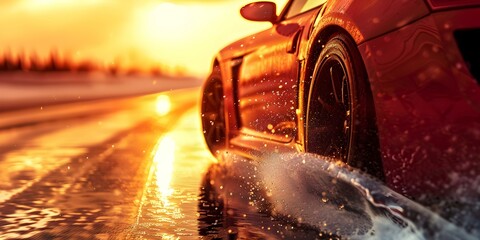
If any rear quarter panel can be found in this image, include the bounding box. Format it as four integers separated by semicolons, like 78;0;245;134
312;0;430;44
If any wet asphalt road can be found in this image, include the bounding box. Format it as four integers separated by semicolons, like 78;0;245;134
0;89;218;239
2;88;476;239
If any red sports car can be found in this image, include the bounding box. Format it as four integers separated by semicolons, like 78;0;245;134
201;0;480;202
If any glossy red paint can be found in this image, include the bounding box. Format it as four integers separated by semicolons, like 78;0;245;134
202;0;480;202
359;7;480;198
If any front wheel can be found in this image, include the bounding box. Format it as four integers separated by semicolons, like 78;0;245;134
306;33;384;180
201;68;226;155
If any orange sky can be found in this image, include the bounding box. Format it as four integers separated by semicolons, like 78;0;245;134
0;0;288;77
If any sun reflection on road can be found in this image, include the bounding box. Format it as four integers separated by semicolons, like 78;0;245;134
132;96;217;238
153;136;175;200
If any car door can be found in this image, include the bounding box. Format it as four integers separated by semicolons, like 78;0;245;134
237;0;326;142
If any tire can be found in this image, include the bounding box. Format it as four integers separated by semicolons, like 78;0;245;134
201;67;226;155
306;33;384;180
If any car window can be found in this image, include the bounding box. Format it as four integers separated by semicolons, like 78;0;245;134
285;0;326;19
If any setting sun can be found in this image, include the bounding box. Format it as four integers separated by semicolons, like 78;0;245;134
141;2;192;37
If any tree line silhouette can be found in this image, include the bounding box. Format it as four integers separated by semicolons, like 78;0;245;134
0;50;169;77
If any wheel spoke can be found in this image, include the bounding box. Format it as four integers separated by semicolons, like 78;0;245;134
341;75;347;105
215;124;224;142
205;112;217;121
218;102;225;122
330;66;341;103
206;93;217;109
213;85;222;102
206;121;215;142
316;95;334;112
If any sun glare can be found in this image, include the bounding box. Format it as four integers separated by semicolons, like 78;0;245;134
140;2;193;40
3;0;290;76
154;136;176;198
130;2;210;74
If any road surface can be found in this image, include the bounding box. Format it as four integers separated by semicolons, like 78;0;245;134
0;88;476;239
0;89;217;239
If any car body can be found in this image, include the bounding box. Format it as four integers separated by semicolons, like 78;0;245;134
201;0;480;202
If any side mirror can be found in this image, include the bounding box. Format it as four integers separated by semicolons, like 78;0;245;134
240;1;277;24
